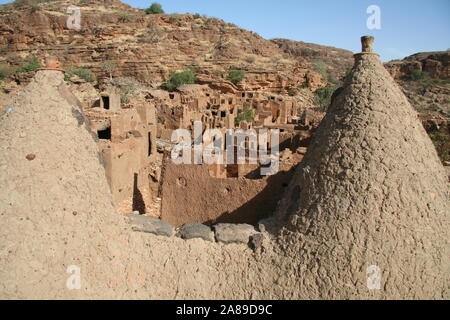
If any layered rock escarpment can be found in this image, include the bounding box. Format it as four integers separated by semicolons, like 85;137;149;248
385;51;450;80
0;0;326;92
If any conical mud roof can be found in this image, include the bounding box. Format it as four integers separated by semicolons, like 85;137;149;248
0;69;134;298
275;37;449;299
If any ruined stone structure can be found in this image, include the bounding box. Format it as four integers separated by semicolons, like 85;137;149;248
159;150;301;227
84;92;158;215
153;84;311;140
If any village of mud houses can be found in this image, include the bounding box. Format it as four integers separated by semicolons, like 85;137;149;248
0;0;448;303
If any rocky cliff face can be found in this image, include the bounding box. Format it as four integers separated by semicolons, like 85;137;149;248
385;51;450;80
271;38;355;81
0;0;327;92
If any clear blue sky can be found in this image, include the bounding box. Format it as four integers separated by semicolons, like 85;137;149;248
1;0;449;61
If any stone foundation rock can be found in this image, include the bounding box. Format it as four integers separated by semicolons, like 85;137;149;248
178;223;215;242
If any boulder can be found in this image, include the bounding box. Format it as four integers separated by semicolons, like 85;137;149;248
126;214;174;237
214;223;258;244
178;223;215;242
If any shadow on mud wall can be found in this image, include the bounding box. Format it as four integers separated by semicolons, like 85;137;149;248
132;173;146;215
205;166;297;226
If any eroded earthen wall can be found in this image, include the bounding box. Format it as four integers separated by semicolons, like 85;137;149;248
160;154;296;226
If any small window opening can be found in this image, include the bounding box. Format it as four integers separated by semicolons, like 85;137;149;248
98;127;111;140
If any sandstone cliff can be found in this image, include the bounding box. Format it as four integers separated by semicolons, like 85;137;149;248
0;0;326;92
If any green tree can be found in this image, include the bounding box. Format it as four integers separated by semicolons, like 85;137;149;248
235;108;255;126
145;2;164;14
110;77;141;104
101;61;118;81
314;84;340;111
163;69;197;92
227;69;245;85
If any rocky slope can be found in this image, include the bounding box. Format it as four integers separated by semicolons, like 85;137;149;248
271;38;354;82
0;0;326;92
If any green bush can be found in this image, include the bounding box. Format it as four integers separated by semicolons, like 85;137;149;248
227;70;245;85
170;13;182;21
314;84;340;111
163;69;197;92
311;59;339;84
312;60;328;79
430;132;449;163
287;87;298;96
235;108;255;126
110;77;141;105
138;25;165;44
0;64;14;80
300;81;309;89
118;13;131;23
145;2;164;14
65;67;96;83
30;4;39;13
407;69;430;81
17;57;40;73
193;13;201;19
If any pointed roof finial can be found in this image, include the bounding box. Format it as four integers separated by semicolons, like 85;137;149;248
354;36;379;61
361;35;374;53
37;55;64;72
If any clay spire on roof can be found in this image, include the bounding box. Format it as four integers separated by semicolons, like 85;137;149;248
275;36;449;299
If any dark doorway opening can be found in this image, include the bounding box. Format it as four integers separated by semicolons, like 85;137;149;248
97;127;111;140
132;173;146;215
102;96;110;110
